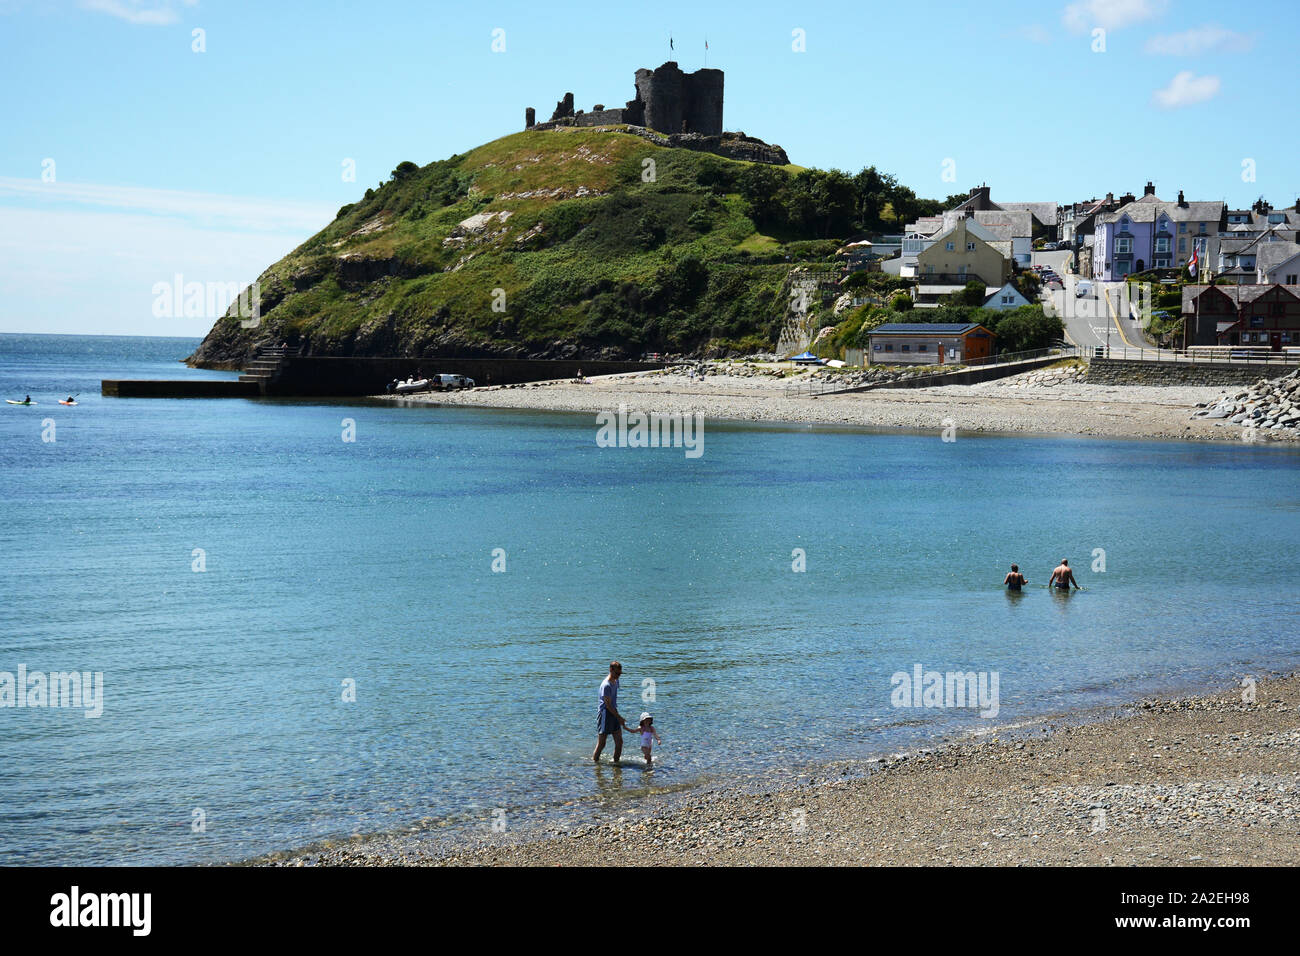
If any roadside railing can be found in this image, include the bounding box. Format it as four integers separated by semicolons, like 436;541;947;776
960;345;1078;369
1089;346;1300;365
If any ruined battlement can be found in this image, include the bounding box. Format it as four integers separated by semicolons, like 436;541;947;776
526;61;724;137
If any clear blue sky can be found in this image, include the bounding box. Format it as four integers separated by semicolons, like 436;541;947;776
2;0;1296;335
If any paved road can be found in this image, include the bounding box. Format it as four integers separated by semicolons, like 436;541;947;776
1032;250;1162;353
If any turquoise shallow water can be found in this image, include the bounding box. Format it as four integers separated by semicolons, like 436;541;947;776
1;333;1299;865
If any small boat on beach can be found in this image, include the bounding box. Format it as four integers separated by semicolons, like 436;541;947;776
394;377;433;394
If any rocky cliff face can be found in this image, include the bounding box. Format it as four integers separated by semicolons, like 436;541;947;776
622;127;790;166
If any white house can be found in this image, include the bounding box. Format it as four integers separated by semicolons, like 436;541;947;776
1256;242;1300;285
982;282;1030;310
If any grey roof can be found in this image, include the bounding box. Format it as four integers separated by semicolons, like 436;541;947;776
1256;241;1300;274
871;323;986;334
1218;237;1259;254
1098;197;1225;225
999;201;1059;227
941;209;1033;240
1182;283;1300;312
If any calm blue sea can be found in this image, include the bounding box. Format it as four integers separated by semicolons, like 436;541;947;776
1;332;1299;865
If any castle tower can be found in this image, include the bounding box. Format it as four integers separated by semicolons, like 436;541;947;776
634;62;723;136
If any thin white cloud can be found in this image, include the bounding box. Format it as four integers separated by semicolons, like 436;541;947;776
1144;25;1253;56
79;0;197;26
0;205;305;336
1151;71;1221;109
1063;0;1167;34
0;177;334;235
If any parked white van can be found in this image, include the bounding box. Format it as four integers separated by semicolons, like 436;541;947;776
436;373;476;390
1075;280;1093;298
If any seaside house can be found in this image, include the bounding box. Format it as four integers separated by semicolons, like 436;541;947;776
1256;241;1300;285
914;218;1011;288
868;322;995;365
900;216;945;277
982;282;1030;310
1092;184;1226;280
1181;283;1300;349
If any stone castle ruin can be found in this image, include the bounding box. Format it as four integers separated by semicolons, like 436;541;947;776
524;61;788;165
527;61;723;135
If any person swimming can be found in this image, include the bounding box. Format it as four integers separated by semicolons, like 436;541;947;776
1004;564;1027;591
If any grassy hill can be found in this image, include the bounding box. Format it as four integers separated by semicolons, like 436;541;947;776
190;127;923;368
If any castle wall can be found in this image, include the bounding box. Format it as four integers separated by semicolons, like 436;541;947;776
528;62;723;135
574;108;629;126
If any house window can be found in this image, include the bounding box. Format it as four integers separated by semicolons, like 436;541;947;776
1250;316;1263;327
1287;274;1298;284
1178;238;1186;252
1115;238;1131;253
966;241;976;251
925;265;935;274
1155;237;1170;252
958;265;967;274
918;344;928;352
945;241;955;251
902;344;911;352
1002;295;1013;304
885;344;894;351
1179;222;1186;233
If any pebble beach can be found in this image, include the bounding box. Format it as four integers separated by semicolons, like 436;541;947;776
378;362;1300;444
267;674;1300;867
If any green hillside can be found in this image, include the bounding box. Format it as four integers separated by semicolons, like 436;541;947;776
190;127;941;368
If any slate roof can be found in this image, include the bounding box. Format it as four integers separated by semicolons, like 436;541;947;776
871;323;984;334
1181;283;1300;312
1000;202;1060;227
1256;241;1300;274
1098;197;1225;225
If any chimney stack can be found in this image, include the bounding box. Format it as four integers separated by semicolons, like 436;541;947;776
1143;181;1155;196
1177;189;1187;207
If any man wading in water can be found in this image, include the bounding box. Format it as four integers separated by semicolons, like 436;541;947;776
1049;558;1080;591
592;661;631;764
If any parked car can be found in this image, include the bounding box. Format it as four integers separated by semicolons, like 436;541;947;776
436;373;476;390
